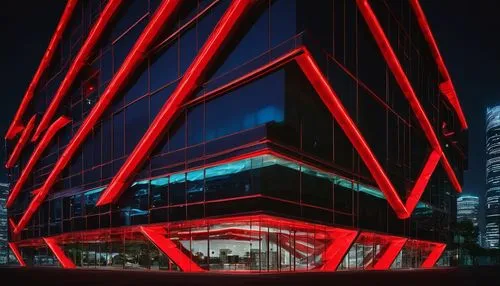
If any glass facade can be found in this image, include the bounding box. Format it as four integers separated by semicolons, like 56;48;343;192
5;0;466;272
486;106;500;248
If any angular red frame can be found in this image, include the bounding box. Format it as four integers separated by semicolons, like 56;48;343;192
6;116;71;208
409;0;467;130
405;240;447;268
5;115;37;168
32;0;123;142
96;0;257;206
5;0;78;140
12;0;183;235
356;0;462;194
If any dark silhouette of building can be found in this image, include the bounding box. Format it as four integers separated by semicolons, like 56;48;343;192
4;0;467;272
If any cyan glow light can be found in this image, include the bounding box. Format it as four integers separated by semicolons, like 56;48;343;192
79;154;432;210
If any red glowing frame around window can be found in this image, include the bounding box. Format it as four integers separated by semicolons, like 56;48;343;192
5;0;78;140
6;116;71;208
5;115;37;168
409;0;467;130
356;0;462;194
32;0;123;142
94;42;444;220
12;0;183;235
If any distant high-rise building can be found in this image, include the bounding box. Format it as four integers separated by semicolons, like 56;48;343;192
457;195;479;227
0;183;9;264
486;106;500;248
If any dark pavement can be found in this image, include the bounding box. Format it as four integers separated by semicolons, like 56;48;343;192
1;266;499;286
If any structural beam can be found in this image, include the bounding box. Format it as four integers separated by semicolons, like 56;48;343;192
5;0;78;140
13;0;182;235
43;238;76;269
318;230;358;271
372;238;407;270
421;243;446;268
96;0;256;206
356;0;462;194
140;226;204;272
8;242;26;267
32;0;123;142
5;115;37;168
409;0;467;130
6;116;71;208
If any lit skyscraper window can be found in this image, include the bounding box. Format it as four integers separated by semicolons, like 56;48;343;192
457;195;479;227
485;106;500;248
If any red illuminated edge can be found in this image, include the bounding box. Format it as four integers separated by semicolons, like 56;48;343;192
6;116;71;208
5;115;37;168
43;237;76;269
5;0;78;140
356;0;462;194
10;214;446;270
32;0;123;142
8;242;26;267
96;0;257;206
12;0;183;235
409;0;467;130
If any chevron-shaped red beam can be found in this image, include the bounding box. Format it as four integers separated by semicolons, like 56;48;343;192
5;115;37;168
96;0;257;206
12;0;182;235
5;0;78;140
372;238;407;270
421;243;446;268
32;0;123;142
356;0;462;194
6;116;71;208
409;0;467;130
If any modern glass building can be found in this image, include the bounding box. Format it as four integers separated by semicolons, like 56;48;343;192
486;106;500;249
457;195;479;227
4;0;467;271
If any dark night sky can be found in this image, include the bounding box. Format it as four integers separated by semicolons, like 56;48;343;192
0;1;498;214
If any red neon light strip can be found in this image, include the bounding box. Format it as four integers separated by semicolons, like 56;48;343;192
356;0;462;194
421;243;446;268
296;51;406;218
409;0;467;130
5;0;78;140
5;115;37;168
8;242;26;267
12;0;182;235
96;0;256;206
319;230;358;271
6;116;71;208
404;150;441;214
32;0;123;142
43;237;76;269
372;238;407;270
140;226;204;272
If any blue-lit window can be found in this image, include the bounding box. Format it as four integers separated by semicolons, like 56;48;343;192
205;70;285;141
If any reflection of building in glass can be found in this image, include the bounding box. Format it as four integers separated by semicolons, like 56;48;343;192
5;1;467;272
0;183;8;264
457;195;479;227
486;106;500;248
